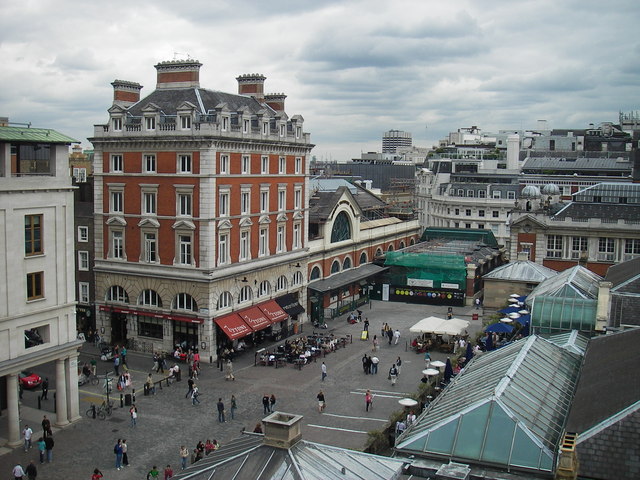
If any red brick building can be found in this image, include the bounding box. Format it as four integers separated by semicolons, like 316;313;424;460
90;60;312;360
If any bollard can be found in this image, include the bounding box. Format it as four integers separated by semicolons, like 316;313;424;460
120;393;124;408
91;404;96;419
132;388;136;403
37;395;41;410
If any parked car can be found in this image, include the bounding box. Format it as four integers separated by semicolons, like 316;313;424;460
19;371;43;389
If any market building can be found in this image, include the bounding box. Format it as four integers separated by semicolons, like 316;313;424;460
90;60;313;361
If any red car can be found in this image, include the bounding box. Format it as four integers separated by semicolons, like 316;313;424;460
19;371;43;389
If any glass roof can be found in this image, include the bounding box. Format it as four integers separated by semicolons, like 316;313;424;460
544;331;590;355
526;266;601;305
395;336;582;474
531;296;597;335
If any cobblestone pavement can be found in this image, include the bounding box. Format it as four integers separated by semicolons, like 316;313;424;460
0;300;483;479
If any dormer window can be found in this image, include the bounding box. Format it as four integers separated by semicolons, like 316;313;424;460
280;124;285;137
262;122;268;135
222;117;229;131
112;117;122;131
296;126;301;139
243;119;249;133
145;117;156;130
180;115;191;129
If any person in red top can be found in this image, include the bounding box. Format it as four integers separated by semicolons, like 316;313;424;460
164;464;174;479
91;468;103;480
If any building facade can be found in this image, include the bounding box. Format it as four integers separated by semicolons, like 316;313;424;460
382;129;412;153
90;60;313;361
0;120;82;445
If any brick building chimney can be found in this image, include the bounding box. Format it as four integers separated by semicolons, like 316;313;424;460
111;80;143;108
555;432;579;480
262;412;303;449
265;93;287;112
237;73;266;102
154;60;202;90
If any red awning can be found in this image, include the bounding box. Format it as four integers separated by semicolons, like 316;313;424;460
258;300;288;323
237;306;271;331
99;305;203;324
215;314;252;340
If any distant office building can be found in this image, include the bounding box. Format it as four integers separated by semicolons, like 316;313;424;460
382;129;412;153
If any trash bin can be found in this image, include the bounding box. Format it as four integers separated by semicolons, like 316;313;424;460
125;393;132;406
143;384;150;396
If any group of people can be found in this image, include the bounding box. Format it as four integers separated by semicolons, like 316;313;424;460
381;323;401;345
186;438;221;465
262;393;277;414
361;353;402;385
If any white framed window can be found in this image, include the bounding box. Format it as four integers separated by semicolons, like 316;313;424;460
106;285;128;303
276;224;285;253
144;154;156;173
492;190;502;199
112;117;122;131
479;210;485;217
296;126;301;139
178;193;192;217
276;275;287;291
239;286;252;303
295;157;302;174
78;251;89;271
279;124;285;137
624;238;640;259
239;230;250;261
547;235;563;258
492;210;500;218
243;119;249;134
142;191;156;215
292;271;303;286
110;190;123;213
294;188;302;210
571;236;588;259
218;232;229;265
279;156;286;174
259;227;268;257
139;289;162;307
478;190;486;198
78;226;89;242
220;154;229;174
178;154;192;174
79;282;90;304
467;190;474;197
180;115;191;129
241;155;250;174
217;291;232;310
260;188;269;213
111;154;123;173
240;190;250;215
143;232;157;263
258;281;271;298
278;188;286;211
507;191;516;200
598;237;615;261
145;117;156;131
219;191;229;217
111;230;124;259
293;223;301;249
173;293;197;311
261;156;269;174
222;116;229;131
262;121;268;135
178;234;192;265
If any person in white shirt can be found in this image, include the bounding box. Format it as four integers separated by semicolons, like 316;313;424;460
22;425;33;451
393;329;401;345
13;463;25;479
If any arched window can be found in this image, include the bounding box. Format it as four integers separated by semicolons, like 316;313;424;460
217;291;232;310
409;237;416;246
387;244;394;252
342;257;352;270
138;289;162;307
399;241;405;249
275;275;288;292
292;271;303;286
330;211;351;243
331;260;340;274
106;285;129;303
359;251;367;265
375;248;383;258
258;281;271;298
310;266;321;281
173;293;197;311
238;286;253;303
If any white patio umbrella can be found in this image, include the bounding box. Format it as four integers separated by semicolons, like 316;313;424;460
500;317;514;323
422;368;439;376
398;398;418;407
509;293;520;298
518;310;529;314
430;360;446;368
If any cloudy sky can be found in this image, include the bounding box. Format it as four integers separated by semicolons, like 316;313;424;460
1;0;639;160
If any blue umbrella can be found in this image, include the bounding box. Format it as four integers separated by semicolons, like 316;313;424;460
465;342;474;364
518;314;531;326
498;306;520;314
485;333;494;351
444;357;453;383
521;324;530;336
517;296;527;302
485;323;514;334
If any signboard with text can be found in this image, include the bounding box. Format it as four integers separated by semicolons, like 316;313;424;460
387;285;465;306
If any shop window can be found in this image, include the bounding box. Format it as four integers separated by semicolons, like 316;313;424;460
138;316;163;339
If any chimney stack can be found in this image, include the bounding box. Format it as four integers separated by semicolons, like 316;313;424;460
262;412;303;449
506;134;520;171
265;93;287;112
154;59;202;90
555;433;579;480
237;73;266;102
111;80;143;108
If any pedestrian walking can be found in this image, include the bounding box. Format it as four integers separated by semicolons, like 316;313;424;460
224;359;235;381
179;446;189;470
365;355;372;374
40;378;48;401
22;425;33;451
185;377;194;398
389;364;398;386
121;345;128;367
393;329;401;345
114;354;121;376
424;351;431;367
122;439;129;467
147;465;160;479
363;318;369;331
270;394;277;412
475;297;481;310
36;437;45;464
371;355;379;374
12;463;25;480
191;385;200;405
372;335;379;351
396;356;402;375
92;468;104;480
230;394;237;420
164;464;174;479
387;327;393;345
43;435;54;463
114;439;123;470
217;398;225;423
362;354;369;374
317;390;326;412
25;461;37;480
321;362;327;381
129;404;138;427
41;415;52;438
262;394;270;414
365;389;373;412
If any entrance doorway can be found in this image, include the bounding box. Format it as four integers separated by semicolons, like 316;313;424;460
173;322;198;351
111;312;128;344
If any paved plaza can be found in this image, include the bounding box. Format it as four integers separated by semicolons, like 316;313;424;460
1;300;483;479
